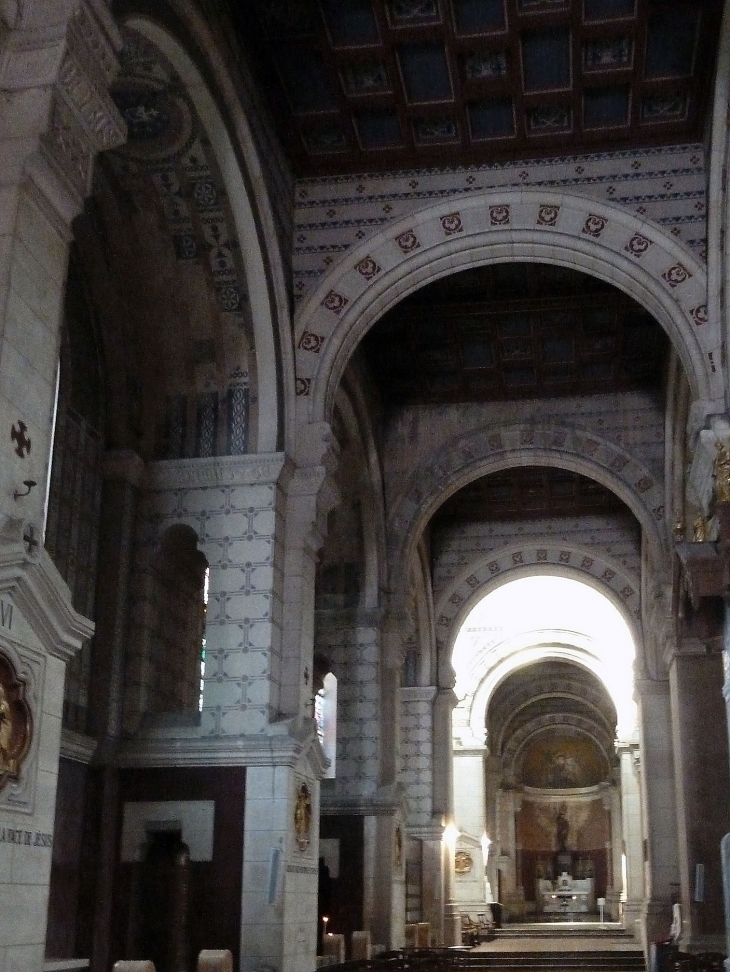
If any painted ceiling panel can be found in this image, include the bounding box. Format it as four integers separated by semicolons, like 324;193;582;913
233;0;722;174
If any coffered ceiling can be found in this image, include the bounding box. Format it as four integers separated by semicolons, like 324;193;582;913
434;466;628;522
361;262;669;407
232;0;722;175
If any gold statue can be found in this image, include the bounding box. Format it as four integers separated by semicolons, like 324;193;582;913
0;683;16;774
294;782;312;851
714;441;730;504
693;515;709;542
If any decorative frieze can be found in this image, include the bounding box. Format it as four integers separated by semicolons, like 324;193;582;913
146;453;288;491
37;0;126;207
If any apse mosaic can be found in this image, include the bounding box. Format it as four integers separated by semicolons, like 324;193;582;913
107;29;254;459
518;732;610;788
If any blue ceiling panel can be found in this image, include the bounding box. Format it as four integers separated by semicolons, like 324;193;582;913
399;43;453;102
522;28;571;91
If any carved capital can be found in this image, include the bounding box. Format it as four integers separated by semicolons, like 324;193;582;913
36;0;125;213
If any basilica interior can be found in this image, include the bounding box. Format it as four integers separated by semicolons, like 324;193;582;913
2;1;730;971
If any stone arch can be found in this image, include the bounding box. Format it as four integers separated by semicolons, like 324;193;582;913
387;421;666;612
293;189;716;421
435;543;642;653
455;629;637;748
124;15;288;453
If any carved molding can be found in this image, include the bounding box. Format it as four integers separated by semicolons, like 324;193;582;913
60;727;97;764
0;518;94;663
115;713;329;778
146;453;289;491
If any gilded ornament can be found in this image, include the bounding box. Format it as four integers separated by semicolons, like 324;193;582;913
0;652;32;790
715;441;730;504
454;850;474;874
294;782;312;851
692;515;709;542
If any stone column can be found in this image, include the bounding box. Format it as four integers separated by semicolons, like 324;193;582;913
636;678;681;945
85;450;143;972
0;1;125;533
617;742;644;935
669;646;730;950
484;756;501;902
608;785;624;918
279;424;338;719
420;829;445;944
0;5;124;969
432;687;458;940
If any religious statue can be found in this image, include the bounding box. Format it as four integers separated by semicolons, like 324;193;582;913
294;782;312;851
0;683;16;775
715;441;730;504
555;803;570;852
693;515;709;542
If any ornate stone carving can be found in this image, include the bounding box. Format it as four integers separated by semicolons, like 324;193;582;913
454;850;473;874
39;0;126;204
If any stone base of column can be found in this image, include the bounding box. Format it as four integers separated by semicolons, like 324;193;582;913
444;914;461;946
641;898;673;946
623;899;643;937
605;890;622;922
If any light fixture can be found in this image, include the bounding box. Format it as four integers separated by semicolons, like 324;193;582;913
13;479;37;500
481;833;492;864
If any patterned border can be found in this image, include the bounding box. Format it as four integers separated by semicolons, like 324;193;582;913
293;189;715;417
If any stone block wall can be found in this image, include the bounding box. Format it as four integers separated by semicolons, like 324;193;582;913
399;687;436;829
316;613;381;800
124;456;285;737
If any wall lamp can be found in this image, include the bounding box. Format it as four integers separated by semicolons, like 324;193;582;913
13;479;37;500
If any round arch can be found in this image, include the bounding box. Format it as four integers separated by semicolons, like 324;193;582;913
126;14;289;453
387;422;668;614
293;190;716;421
449;573;640;743
435;547;643;664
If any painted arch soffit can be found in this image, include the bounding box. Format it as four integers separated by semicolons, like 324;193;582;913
103;25;256;454
386;421;666;599
293;189;715;416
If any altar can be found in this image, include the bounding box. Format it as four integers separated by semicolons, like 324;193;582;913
537;873;595;915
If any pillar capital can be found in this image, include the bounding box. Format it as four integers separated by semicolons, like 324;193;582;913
1;0;126;225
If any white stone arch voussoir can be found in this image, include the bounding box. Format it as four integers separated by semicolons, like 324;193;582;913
387;421;667;611
293;189;716;422
455;629;632;749
435;543;642;656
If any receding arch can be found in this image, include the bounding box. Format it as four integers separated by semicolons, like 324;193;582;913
386;422;667;619
293;190;716;422
450;574;640;745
